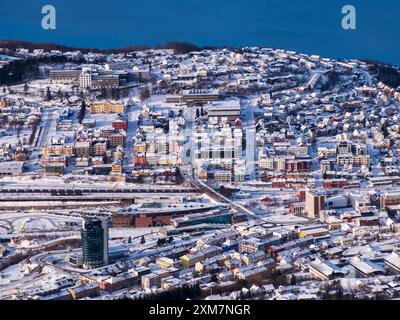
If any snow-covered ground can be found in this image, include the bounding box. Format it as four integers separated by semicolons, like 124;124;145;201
0;226;8;235
0;212;82;250
0;128;32;147
109;227;156;239
263;214;310;225
12;217;56;233
85;113;115;129
0;261;29;283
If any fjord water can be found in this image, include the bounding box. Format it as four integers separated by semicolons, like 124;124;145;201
0;0;399;65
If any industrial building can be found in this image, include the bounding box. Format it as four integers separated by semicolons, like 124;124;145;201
0;161;25;176
170;210;232;228
207;100;241;123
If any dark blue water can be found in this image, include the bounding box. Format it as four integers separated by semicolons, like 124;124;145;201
0;0;399;65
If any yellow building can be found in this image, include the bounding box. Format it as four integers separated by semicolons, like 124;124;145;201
156;257;175;269
63;145;74;156
111;163;122;174
214;170;231;182
180;253;204;268
93;142;107;156
299;227;329;238
180;247;221;268
90;101;125;114
41;145;74;156
41;145;62;156
135;143;146;153
352;155;370;166
197;167;208;180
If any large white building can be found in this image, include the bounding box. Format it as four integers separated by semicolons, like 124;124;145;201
79;70;92;89
207;100;241;123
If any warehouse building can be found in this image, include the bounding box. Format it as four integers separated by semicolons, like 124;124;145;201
0;161;25;176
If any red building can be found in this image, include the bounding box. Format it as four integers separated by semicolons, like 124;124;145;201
112;119;128;131
285;159;311;172
323;179;349;189
134;154;147;166
297;190;306;201
108;133;125;148
272;179;285;188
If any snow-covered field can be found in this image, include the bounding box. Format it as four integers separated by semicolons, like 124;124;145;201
0;212;82;242
263;214;310;225
0;258;43;284
12;217;56;232
0;128;32;147
109;227;156;239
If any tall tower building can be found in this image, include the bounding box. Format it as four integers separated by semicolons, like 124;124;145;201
305;190;325;219
81;218;109;269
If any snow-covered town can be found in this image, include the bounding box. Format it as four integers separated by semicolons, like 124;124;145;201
1;45;400;300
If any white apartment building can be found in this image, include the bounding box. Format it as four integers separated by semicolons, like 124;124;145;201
80;71;92;89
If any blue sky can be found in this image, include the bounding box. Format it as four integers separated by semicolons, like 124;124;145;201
0;1;399;65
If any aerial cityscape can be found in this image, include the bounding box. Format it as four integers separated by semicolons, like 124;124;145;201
0;42;400;302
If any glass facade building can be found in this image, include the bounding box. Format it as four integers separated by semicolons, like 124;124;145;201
81;218;109;269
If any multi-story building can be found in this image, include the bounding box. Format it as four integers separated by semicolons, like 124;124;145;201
108;133;125;148
92;156;104;166
79;71;92;89
305;190;325;219
111;214;133;228
92;75;120;89
68;283;100;300
112;118;128;131
135;142;146;153
259;156;311;172
238;239;266;254
111;161;122;174
90;101;125;114
214;169;232;182
320;159;334;173
75;157;89;167
289;202;305;215
336;141;352;154
41;144;74;157
156;257;176;269
207;100;241;123
259;157;274;170
81;218;109;269
337;154;370;166
380;191;400;209
141;273;161;290
44;163;65;176
129;68;150;82
50;69;81;83
92;142;107;156
133;154;147;166
75;141;92;157
181;89;219;104
180;246;222;268
39;155;67;167
194;125;243;165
